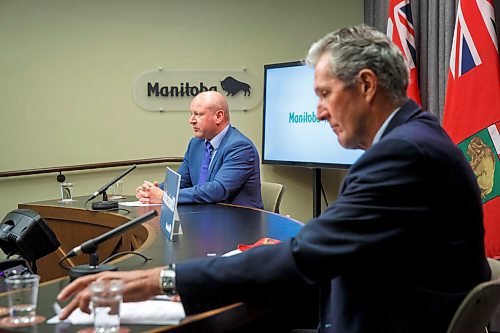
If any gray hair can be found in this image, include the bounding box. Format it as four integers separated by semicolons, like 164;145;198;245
305;24;409;101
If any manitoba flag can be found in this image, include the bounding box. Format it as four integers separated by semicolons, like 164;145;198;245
387;0;422;105
443;0;500;258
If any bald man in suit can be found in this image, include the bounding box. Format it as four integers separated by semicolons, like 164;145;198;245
136;91;263;209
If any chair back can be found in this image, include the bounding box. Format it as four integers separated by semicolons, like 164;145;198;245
261;181;286;213
489;258;500;280
488;258;500;332
446;259;500;333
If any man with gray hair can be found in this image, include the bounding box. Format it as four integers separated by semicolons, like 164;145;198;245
58;25;490;333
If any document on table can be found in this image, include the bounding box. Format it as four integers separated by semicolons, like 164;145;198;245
48;298;186;325
119;201;161;207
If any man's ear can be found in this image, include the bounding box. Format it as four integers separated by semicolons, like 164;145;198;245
215;109;225;125
358;69;377;102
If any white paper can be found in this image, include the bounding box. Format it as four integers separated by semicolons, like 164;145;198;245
47;300;185;326
118;201;161;207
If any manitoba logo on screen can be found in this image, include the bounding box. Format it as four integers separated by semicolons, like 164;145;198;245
289;111;321;124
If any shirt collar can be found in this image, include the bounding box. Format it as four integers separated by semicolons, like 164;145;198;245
207;124;230;150
372;107;401;145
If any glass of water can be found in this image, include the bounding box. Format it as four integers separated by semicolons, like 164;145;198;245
90;279;123;333
109;180;124;200
60;182;74;202
5;274;40;325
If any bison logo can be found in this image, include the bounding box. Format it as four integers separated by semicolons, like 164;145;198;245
220;76;251;96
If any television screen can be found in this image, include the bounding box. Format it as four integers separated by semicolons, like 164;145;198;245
262;61;364;169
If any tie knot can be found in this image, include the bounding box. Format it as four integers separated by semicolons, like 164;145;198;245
205;141;213;152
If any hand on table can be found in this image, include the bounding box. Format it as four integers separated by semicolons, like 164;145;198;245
136;181;163;204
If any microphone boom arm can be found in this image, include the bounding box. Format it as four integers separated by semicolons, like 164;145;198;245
87;164;137;202
66;210;158;259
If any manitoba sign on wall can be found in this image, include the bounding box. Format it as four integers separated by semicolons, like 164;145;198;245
132;68;262;112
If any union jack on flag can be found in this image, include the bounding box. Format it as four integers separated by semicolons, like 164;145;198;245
449;3;482;78
476;0;498;51
387;0;421;105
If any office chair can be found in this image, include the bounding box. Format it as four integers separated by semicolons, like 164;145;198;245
261;181;286;214
446;258;500;333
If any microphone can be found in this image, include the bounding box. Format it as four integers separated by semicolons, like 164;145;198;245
87;164;136;210
66;210;157;280
66;210;157;258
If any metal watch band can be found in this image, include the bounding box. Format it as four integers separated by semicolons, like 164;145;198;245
159;264;177;296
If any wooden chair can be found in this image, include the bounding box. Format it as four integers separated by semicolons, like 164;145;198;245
261;181;286;214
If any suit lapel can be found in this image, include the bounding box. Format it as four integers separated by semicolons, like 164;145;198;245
207;126;234;175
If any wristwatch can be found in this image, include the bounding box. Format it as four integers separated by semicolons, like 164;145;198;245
159;264;177;296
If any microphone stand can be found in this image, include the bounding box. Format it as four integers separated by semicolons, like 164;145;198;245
92;189;116;210
89;165;136;210
67;210;157;281
69;252;117;281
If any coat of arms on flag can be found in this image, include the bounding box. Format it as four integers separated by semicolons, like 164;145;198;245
458;123;500;203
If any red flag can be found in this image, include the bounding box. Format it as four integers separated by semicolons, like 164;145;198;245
443;0;500;259
387;0;422;105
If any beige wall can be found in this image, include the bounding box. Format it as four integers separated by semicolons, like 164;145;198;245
0;0;363;227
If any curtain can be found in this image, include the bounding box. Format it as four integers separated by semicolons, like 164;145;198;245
364;0;500;122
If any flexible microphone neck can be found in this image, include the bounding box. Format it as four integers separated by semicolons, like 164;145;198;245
65;210;157;259
87;164;137;203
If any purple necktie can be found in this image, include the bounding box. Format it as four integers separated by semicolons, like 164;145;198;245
198;141;213;185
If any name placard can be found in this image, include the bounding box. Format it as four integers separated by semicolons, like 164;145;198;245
160;167;181;241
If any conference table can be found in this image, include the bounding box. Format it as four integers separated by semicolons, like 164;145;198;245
0;196;304;332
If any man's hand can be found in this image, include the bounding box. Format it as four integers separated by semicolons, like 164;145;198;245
57;267;164;320
136;181;163;204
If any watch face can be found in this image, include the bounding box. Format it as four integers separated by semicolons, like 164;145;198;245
160;268;176;295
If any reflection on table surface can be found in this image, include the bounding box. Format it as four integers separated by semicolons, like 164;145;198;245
1;198;304;333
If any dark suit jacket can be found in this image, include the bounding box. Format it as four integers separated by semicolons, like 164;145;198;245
167;125;263;209
176;100;490;333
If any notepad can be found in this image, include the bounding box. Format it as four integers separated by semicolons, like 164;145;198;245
47;299;185;326
118;201;161;207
